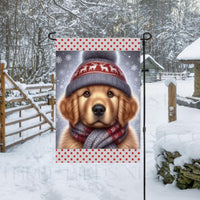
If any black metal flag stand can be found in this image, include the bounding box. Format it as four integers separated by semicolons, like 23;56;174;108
49;32;152;200
141;32;152;200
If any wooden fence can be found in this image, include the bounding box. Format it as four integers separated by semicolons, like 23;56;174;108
160;72;189;80
0;62;55;152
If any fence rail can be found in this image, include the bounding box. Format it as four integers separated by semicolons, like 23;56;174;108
160;72;189;80
0;62;55;152
6;127;51;149
5;113;40;126
5;105;33;114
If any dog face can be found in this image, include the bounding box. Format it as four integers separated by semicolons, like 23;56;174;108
59;85;138;128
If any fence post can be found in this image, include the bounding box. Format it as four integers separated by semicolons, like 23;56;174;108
168;82;177;122
0;63;6;152
51;74;55;131
39;87;42;130
19;101;22;137
19;78;23;137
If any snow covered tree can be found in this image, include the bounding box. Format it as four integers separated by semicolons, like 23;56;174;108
1;0;200;78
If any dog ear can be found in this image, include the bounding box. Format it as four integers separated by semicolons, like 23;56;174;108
118;95;138;127
58;94;79;126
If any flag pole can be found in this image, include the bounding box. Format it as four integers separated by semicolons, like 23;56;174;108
141;32;152;200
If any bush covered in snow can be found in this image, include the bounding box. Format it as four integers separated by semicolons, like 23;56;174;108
157;150;200;189
155;121;200;189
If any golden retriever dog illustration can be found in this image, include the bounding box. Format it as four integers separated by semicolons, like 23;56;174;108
58;51;139;149
59;85;139;149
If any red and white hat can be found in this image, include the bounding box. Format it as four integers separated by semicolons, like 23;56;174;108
65;52;131;97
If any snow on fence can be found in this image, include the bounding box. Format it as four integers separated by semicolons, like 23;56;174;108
160;71;189;80
0;62;55;152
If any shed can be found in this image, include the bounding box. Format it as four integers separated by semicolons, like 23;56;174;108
140;54;164;82
177;38;200;97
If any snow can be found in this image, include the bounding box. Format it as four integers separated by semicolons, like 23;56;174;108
188;64;194;69
5;76;15;89
25;83;53;88
5;105;32;113
0;131;143;200
177;37;200;61
0;60;7;68
188;96;200;101
31;92;51;99
176;78;194;97
0;78;199;200
164;79;177;87
177;95;194;104
144;79;200;199
5;96;24;102
155;78;200;167
140;54;164;70
155;120;200;166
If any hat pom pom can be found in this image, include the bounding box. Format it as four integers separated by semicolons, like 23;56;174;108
82;51;117;64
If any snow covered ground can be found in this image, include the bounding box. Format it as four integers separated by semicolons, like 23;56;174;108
145;78;200;200
0;78;199;200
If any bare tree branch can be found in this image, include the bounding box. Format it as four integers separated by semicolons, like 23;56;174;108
52;0;98;35
53;0;81;19
40;0;56;21
79;0;110;7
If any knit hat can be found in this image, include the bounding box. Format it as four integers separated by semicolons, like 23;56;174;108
65;51;131;97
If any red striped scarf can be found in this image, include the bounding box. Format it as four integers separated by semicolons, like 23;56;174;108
70;121;128;149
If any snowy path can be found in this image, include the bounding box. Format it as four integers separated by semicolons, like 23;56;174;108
0;78;199;200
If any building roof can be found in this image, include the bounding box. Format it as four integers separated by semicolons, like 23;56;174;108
140;54;164;70
177;38;200;63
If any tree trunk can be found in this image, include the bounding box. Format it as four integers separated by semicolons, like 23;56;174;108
5;14;11;69
12;0;19;78
193;64;200;97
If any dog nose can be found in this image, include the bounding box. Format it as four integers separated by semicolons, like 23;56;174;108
92;104;106;116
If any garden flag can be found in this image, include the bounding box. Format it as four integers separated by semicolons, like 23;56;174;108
56;38;141;163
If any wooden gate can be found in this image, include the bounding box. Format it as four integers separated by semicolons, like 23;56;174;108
0;62;55;152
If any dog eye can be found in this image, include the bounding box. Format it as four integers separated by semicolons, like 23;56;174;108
107;91;114;98
83;91;90;98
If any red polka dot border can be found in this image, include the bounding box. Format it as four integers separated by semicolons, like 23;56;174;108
56;38;140;163
56;38;140;51
56;149;140;163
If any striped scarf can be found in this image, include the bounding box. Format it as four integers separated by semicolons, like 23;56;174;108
70;122;128;149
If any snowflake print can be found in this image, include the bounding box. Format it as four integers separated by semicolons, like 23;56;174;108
65;54;72;61
56;56;62;64
131;65;138;71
